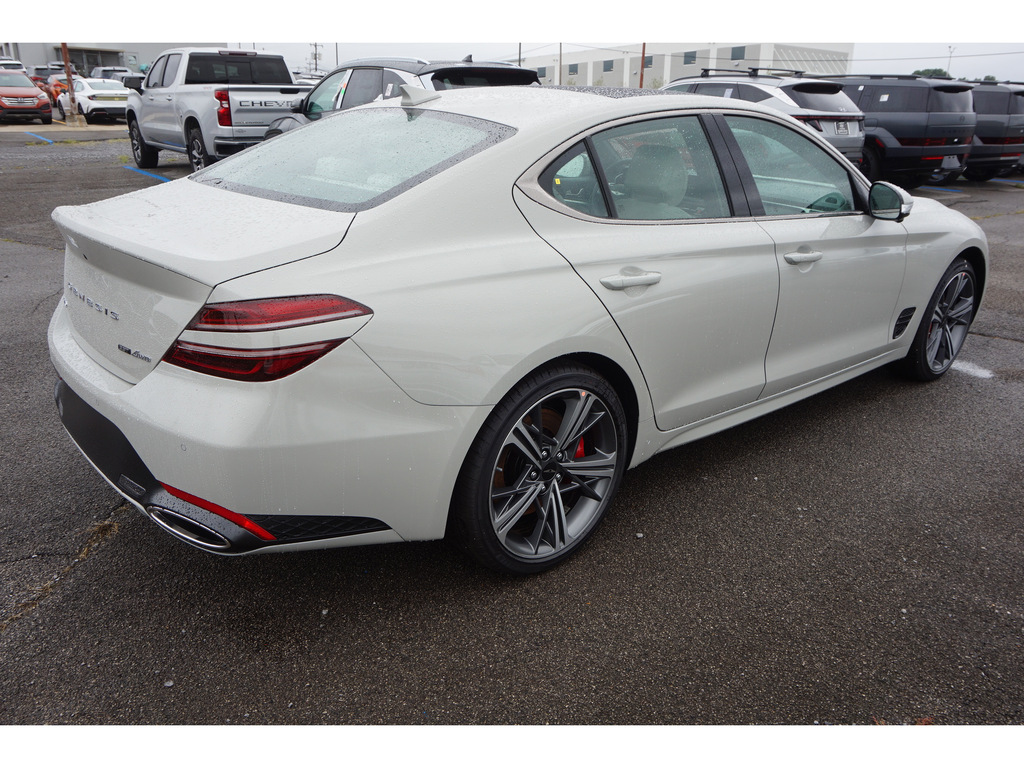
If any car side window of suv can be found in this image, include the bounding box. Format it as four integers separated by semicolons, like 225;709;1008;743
306;69;349;114
724;115;855;216
539;143;610;218
340;68;384;109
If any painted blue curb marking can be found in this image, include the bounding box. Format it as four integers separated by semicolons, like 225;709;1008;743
123;165;170;183
920;186;961;193
991;178;1024;185
25;132;54;144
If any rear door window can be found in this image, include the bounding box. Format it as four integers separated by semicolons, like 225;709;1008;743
161;53;181;87
865;86;927;112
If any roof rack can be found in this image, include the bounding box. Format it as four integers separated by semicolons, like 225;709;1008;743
748;67;805;77
827;74;954;81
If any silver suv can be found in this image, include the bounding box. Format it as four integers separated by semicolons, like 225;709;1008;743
663;68;865;164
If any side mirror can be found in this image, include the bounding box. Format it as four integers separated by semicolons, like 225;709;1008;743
123;76;144;93
869;181;913;222
291;96;304;113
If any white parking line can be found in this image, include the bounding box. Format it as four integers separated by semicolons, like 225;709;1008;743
951;360;995;379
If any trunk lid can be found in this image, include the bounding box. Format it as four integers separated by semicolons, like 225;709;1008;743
53;180;354;383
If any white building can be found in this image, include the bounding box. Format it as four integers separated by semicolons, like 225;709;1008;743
517;43;855;89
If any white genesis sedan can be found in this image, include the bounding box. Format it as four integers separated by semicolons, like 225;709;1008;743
48;85;988;574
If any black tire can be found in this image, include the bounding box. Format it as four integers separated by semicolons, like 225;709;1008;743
861;145;882;182
129;118;159;169
449;364;629;575
41;114;52;125
963;169;997;183
56;101;65;121
902;257;977;381
187;126;211;172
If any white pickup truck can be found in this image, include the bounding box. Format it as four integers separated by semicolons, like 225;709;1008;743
125;48;311;172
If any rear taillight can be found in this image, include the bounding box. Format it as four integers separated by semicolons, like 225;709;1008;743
164;294;372;381
164;339;344;382
215;88;231;126
186;295;371;332
796;116;823;131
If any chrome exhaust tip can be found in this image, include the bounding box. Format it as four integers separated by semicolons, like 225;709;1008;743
146;505;232;551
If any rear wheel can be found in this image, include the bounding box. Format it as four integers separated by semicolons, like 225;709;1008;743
56;101;65;120
187;126;211;172
902;258;977;381
450;364;629;575
861;145;882;182
129;118;159;168
963;169;997;182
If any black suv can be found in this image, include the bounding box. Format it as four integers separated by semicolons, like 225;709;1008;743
266;56;539;138
959;81;1024;181
830;74;975;188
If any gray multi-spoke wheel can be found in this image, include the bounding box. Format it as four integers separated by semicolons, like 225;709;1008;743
451;365;628;574
904;257;977;381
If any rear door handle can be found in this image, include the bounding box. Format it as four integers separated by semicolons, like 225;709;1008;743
600;271;662;290
784;250;823;265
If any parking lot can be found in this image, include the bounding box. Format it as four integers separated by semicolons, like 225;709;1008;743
1;124;1023;726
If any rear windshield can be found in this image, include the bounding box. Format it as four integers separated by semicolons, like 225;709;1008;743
430;67;539;89
928;88;973;113
781;83;860;113
192;106;516;212
0;73;34;87
183;53;293;85
973;90;1009;114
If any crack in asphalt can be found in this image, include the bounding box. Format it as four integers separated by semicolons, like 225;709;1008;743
0;508;125;634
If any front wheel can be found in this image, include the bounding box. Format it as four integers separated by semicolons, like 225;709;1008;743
902;258;977;381
450;364;629;575
56;101;65;120
187;126;211;172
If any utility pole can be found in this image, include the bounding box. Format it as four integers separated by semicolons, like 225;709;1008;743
310;42;322;73
559;43;562;86
61;42;85;127
639;42;647;88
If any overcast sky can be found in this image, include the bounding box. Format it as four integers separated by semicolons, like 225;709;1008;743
13;1;1023;80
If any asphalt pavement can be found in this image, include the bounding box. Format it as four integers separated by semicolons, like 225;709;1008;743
1;133;1022;729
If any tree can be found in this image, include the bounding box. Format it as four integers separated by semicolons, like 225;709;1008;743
913;68;950;78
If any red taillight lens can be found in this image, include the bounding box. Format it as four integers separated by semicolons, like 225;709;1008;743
164;339;344;382
187;295;371;332
160;483;275;541
166;294;371;381
215;88;231;126
795;116;823;131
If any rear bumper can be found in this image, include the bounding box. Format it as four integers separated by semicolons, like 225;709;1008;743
213;137;262;158
55;377;394;554
47;300;484;552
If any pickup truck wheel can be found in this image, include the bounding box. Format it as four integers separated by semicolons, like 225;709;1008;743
129;119;159;169
187;127;211;172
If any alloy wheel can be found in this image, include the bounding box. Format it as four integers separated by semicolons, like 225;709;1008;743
925;268;975;373
489;387;619;561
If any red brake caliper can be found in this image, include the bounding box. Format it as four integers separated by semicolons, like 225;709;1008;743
575;437;586;458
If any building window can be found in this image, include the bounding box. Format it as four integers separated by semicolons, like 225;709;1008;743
537;66;546;78
684;51;696;65
569;63;578;76
731;46;745;61
603;60;614;73
644;56;653;69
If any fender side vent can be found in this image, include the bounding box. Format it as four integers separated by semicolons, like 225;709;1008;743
893;307;916;339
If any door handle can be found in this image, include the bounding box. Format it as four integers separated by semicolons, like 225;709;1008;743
784;250;823;265
600;271;662;290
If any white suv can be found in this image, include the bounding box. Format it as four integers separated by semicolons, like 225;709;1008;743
663;68;865;164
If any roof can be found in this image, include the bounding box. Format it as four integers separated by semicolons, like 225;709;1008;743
332;57;532;75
